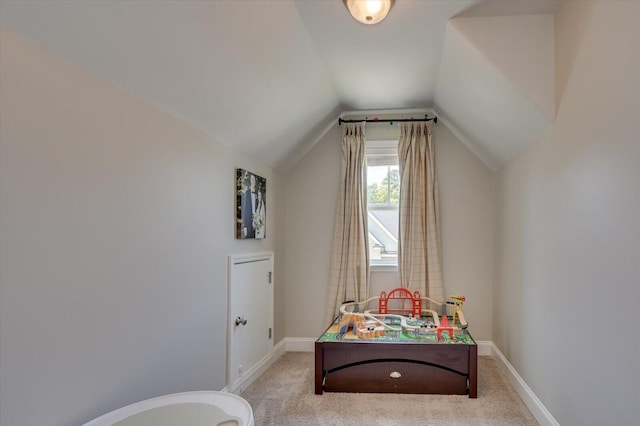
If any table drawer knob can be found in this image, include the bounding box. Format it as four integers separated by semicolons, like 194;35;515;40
390;371;402;379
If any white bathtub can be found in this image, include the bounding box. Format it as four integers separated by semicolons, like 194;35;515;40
83;391;254;426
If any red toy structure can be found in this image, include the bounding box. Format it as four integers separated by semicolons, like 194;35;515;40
437;315;454;341
336;287;468;341
378;287;422;318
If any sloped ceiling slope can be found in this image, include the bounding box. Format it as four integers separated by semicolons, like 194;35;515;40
0;0;341;170
294;0;475;109
435;13;555;170
0;0;559;171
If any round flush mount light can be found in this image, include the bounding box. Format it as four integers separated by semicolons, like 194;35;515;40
343;0;395;25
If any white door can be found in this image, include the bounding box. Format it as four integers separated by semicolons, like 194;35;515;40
228;253;273;391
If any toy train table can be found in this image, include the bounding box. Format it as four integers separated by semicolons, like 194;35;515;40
315;288;477;398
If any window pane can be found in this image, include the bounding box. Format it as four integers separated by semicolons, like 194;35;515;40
366;140;399;267
368;206;398;264
367;165;399;205
367;164;399;266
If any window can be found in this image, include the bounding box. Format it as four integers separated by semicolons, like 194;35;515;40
366;140;399;268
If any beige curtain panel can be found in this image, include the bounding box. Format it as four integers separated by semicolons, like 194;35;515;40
397;122;444;306
325;123;370;325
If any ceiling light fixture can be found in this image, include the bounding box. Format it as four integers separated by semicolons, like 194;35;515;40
343;0;395;25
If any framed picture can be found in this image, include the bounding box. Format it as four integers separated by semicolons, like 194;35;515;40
236;168;266;239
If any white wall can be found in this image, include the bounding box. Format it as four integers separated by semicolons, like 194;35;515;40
284;118;494;340
0;29;284;426
493;1;640;425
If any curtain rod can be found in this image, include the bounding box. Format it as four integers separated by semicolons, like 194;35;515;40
338;116;437;125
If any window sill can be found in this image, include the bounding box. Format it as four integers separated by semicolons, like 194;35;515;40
370;264;398;273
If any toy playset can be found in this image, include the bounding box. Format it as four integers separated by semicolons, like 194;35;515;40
319;287;470;344
315;288;477;397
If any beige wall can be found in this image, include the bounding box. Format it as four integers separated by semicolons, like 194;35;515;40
283;125;342;337
452;14;555;120
283;119;494;340
0;29;284;426
437;124;494;341
493;1;640;424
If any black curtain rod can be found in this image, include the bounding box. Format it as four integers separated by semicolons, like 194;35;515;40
338;116;437;125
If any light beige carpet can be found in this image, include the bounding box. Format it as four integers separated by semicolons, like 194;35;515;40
241;352;538;426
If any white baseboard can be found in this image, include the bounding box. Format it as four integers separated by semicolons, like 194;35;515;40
233;337;558;426
489;343;559;426
280;337;316;352
224;338;315;394
476;340;492;356
277;338;494;356
227;350;275;395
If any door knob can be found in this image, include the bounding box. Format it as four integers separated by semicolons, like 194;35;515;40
235;316;248;326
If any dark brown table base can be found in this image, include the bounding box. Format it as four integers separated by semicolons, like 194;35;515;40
315;339;477;398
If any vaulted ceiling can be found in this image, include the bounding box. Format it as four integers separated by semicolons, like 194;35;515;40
0;0;560;171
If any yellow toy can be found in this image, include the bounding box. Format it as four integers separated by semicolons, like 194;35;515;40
449;294;466;327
